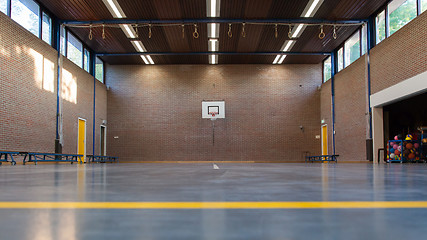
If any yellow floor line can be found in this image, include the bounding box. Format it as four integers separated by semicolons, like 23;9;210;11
0;201;427;209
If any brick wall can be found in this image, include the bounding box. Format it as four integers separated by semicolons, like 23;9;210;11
0;12;107;155
106;64;322;162
334;56;368;161
320;11;427;161
320;80;333;155
371;11;427;94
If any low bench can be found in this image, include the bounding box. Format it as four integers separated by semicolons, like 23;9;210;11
0;151;29;165
87;155;119;163
305;155;339;162
24;153;83;165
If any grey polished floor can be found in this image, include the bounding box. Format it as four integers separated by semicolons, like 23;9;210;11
1;163;427;239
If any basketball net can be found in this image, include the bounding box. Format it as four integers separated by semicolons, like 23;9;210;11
209;112;218;121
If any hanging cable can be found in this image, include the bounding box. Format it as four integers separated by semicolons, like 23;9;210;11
135;25;139;38
275;24;278;38
182;24;185;39
241;23;246;38
149;24;152;39
333;25;337;39
228;23;232;38
89;25;93;40
319;25;325;39
193;24;199;38
102;24;106;39
288;25;293;39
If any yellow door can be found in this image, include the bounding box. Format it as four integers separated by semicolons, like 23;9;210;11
78;119;86;163
321;125;328;155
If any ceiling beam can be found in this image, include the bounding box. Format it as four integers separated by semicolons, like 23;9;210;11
62;18;367;26
96;51;331;56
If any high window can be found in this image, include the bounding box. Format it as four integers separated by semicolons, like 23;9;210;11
344;30;361;67
95;57;104;83
84;48;90;73
11;0;39;37
361;24;368;56
376;10;386;44
0;0;7;14
337;47;344;72
323;56;331;83
67;32;83;68
41;12;51;45
388;0;417;36
423;0;427;13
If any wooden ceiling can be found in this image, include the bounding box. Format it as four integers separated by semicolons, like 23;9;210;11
37;0;389;65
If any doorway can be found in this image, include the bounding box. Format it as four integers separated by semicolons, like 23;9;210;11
77;118;86;162
100;125;106;156
321;125;328;155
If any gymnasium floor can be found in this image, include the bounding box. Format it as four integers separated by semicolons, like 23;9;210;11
1;163;427;239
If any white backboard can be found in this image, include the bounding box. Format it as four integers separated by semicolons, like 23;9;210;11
202;101;225;119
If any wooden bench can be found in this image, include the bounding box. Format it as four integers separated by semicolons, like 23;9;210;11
24;152;83;165
87;155;119;163
305;155;339;163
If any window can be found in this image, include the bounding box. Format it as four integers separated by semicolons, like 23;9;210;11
60;25;66;55
361;24;368;56
0;0;7;14
11;0;40;37
84;48;90;73
388;0;417;36
323;56;331;83
376;10;386;44
67;32;83;67
423;0;427;13
95;57;104;83
344;31;360;67
337;47;344;72
42;12;51;45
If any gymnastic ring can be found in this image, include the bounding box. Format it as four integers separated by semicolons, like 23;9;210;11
319;32;325;39
193;31;199;39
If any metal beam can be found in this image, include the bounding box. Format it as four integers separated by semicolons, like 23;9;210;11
61;18;367;25
97;51;331;57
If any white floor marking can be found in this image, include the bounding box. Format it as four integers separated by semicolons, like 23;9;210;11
213;163;220;169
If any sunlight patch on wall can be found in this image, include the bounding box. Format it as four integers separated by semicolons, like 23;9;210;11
28;48;55;92
62;68;77;104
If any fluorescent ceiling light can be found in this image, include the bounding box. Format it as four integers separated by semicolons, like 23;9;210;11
273;55;281;64
102;0;126;18
292;24;304;38
208;23;219;38
209;55;218;64
121;24;136;38
278;55;287;64
281;40;296;52
304;0;321;17
209;39;218;52
140;55;149;64
146;55;155;65
131;41;146;52
207;0;220;17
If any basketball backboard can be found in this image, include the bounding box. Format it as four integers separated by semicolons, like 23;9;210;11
202;101;225;119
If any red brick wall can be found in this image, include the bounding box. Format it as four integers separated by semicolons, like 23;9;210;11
0;12;107;155
106;64;322;162
334;56;368;161
320;12;427;161
320;80;333;155
61;59;108;156
0;13;57;152
371;11;427;94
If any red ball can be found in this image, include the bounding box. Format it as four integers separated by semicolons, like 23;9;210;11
394;150;401;155
408;153;415;159
406;143;413;149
